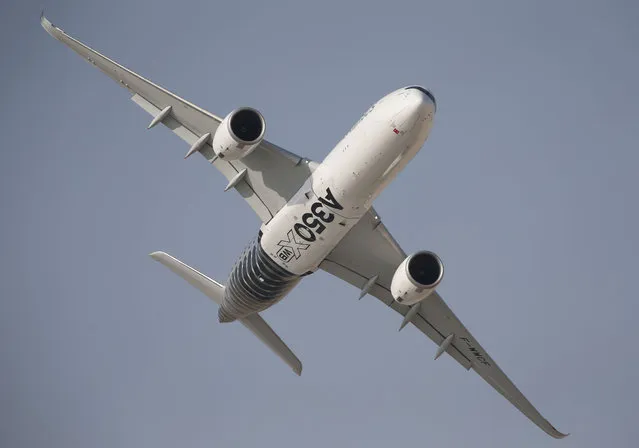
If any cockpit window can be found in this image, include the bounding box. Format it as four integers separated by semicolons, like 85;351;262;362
405;86;436;110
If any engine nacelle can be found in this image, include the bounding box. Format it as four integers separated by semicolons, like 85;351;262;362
212;107;266;160
391;251;444;305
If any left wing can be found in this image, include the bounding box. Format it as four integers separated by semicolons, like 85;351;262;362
40;14;315;223
320;208;568;439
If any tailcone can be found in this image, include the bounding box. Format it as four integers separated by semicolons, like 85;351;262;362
218;306;237;323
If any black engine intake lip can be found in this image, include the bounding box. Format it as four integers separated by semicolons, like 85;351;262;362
228;107;265;144
406;251;444;288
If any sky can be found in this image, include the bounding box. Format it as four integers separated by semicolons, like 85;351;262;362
1;0;638;446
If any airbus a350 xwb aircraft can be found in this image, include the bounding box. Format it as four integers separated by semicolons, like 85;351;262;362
41;14;567;439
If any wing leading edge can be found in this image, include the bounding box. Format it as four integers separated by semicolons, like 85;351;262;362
320;209;568;439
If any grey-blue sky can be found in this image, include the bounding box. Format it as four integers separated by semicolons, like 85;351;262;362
2;0;638;446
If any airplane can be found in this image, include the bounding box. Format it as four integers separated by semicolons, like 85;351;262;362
40;13;567;439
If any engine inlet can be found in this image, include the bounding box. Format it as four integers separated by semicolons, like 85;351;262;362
229;108;264;143
408;251;443;287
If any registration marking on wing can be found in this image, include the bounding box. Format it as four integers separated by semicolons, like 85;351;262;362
459;337;491;366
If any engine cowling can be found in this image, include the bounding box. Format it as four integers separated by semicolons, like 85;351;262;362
212;107;266;160
391;251;444;305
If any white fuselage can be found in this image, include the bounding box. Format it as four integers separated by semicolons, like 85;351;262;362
260;87;436;275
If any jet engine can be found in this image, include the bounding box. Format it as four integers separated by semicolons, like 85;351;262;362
391;251;444;305
212;107;266;160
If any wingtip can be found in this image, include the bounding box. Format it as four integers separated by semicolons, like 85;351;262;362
149;251;168;260
547;423;569;439
40;11;57;37
554;431;570;439
40;10;49;26
293;364;303;376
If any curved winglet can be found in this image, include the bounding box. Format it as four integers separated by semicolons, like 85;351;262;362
548;425;570;439
40;12;57;38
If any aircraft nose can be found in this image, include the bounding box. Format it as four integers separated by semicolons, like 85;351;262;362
404;86;436;113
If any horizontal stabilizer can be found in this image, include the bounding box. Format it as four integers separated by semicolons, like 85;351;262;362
149;251;225;304
150;251;302;375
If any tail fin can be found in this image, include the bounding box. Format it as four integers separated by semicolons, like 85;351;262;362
149;251;302;375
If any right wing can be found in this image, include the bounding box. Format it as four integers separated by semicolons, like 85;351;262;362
150;251;302;376
41;14;316;223
320;208;568;439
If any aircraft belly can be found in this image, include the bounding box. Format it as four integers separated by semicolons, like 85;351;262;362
260;178;361;275
260;124;416;276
